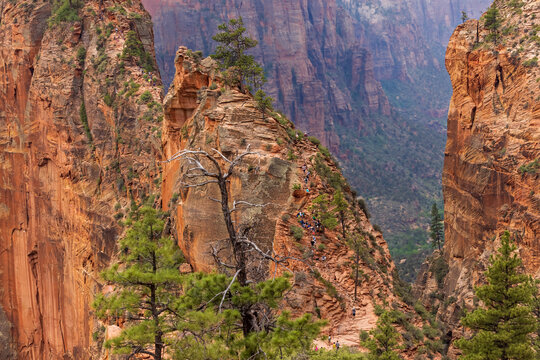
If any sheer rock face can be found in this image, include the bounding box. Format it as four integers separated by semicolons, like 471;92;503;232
415;0;540;345
0;1;162;358
144;0;391;151
161;48;405;347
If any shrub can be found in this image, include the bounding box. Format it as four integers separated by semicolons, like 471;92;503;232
318;145;331;158
292;183;301;191
523;57;538;67
48;0;82;26
287;149;297;161
139;90;153;104
317;243;326;251
289;225;304;241
307;136;320;145
79;101;93;147
103;93;113;107
121;30;154;71
430;255;449;289
171;192;179;203
76;46;86;66
357;198;371;218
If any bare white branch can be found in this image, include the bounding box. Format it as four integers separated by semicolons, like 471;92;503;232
219;269;242;312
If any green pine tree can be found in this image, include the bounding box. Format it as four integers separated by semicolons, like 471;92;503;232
170;272;324;359
211;17;265;92
93;206;184;360
332;189;349;238
484;6;501;43
461;10;469;23
254;89;273;119
455;231;538;360
310;194;338;230
360;311;402;360
429;203;444;251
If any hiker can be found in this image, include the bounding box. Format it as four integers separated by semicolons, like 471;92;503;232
321;256;326;261
336;341;340;350
352;307;356;317
311;237;316;247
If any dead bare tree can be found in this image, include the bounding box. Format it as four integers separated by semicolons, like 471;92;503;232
163;145;301;336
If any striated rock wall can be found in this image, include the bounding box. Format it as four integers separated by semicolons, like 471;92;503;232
415;0;540;353
145;0;390;151
160;48;407;347
0;1;163;358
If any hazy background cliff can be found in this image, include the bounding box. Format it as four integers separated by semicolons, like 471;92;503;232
143;0;492;280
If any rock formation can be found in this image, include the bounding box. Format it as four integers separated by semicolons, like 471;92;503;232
415;0;539;355
143;0;493;281
160;48;411;348
0;1;163;358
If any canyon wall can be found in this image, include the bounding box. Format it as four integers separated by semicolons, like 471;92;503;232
415;0;539;354
0;1;163;358
143;0;492;280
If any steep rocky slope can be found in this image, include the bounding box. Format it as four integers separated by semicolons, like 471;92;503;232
0;0;163;358
161;48;415;348
144;0;492;281
415;0;540;355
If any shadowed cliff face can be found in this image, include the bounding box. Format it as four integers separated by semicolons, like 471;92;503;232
161;48;413;348
0;1;163;358
415;0;539;354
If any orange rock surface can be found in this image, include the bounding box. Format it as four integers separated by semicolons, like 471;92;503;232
415;0;539;354
0;1;162;358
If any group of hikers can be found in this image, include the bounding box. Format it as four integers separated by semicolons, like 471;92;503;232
301;163;311;193
296;211;326;262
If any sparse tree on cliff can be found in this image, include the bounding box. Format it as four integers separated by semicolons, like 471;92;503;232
461;10;469;23
484;6;501;43
254;89;274;119
347;233;365;302
93;206;184;360
455;231;538;360
429;203;444;251
163;146;323;358
211;17;266;93
333;189;349;238
360;311;403;360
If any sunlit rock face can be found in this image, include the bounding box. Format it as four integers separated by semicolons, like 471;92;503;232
0;1;162;358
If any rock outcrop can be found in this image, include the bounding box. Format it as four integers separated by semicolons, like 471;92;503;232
161;48;409;347
0;1;163;358
415;0;540;354
143;0;492;281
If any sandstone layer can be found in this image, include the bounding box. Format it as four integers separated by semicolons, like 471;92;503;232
0;1;163;358
161;48;411;348
415;0;540;355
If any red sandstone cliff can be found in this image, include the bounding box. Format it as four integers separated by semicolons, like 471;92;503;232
415;0;540;355
0;1;163;358
160;48;418;349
